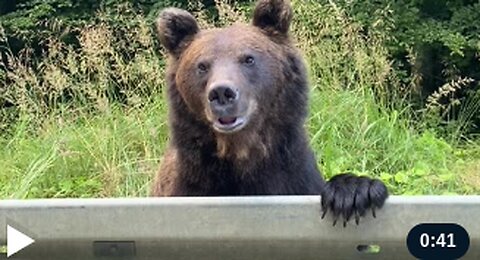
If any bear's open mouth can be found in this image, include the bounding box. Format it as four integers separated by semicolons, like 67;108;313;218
218;117;237;125
213;116;247;133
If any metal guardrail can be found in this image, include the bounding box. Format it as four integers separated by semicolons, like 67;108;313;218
0;196;479;260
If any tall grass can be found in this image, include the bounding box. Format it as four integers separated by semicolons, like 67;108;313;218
0;7;168;198
0;101;168;198
1;7;164;118
0;0;478;198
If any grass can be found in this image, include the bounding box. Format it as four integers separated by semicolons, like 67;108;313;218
0;0;479;199
0;100;169;198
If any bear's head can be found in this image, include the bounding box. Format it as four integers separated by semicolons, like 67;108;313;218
156;0;308;159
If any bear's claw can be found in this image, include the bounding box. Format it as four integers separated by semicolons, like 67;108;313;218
320;173;388;227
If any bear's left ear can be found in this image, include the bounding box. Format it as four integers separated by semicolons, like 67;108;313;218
155;8;199;57
252;0;293;35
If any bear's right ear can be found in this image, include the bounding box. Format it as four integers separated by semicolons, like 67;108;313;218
155;8;199;57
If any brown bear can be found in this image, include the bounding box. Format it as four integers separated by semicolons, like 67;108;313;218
152;0;388;226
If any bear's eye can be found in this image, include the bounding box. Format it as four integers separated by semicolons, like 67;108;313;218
197;62;208;73
242;56;255;66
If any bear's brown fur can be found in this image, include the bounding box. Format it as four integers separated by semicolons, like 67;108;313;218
152;0;388;225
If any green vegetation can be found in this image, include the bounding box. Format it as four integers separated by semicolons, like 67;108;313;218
0;0;479;198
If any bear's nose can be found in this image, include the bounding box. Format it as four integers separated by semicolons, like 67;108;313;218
208;85;238;106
